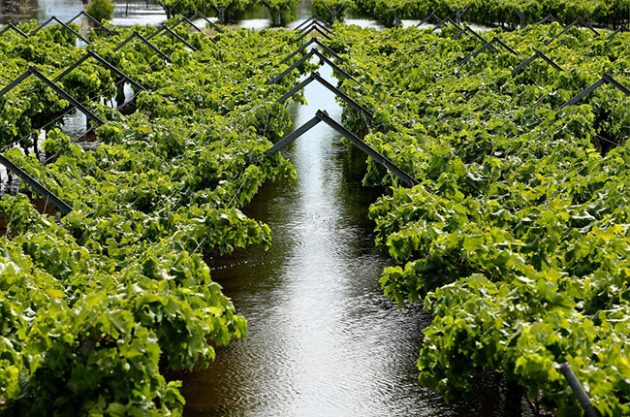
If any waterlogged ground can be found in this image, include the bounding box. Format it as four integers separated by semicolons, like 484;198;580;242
2;1;529;414
172;67;532;417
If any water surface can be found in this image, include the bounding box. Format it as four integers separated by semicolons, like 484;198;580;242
175;65;529;417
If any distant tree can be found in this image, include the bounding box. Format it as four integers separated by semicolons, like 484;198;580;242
86;0;115;22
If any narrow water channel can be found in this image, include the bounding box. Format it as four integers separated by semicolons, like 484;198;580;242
1;1;525;414
176;66;528;417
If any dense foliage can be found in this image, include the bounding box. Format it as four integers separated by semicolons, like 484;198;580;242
312;0;353;24
154;0;298;23
327;22;629;417
353;0;630;27
86;0;115;23
0;21;311;415
261;0;299;26
2;8;629;417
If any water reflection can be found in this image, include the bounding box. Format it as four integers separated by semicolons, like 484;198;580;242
172;62;529;416
0;0;167;25
0;0;493;31
2;1;517;413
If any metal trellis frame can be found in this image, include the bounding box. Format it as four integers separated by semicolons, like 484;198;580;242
52;50;145;93
559;73;630;109
545;18;599;46
0;23;29;38
30;16;90;44
295;16;332;31
0;153;73;215
0;66;104;126
297;25;333;42
188;12;224;33
418;13;444;26
66;11;117;35
298;20;334;36
607;25;628;40
113;31;172;62
269;49;359;85
146;24;197;51
536;14;558;25
266;110;417;187
432;18;463;33
277;72;372;120
512;49;564;77
460;36;518;64
280;37;348;66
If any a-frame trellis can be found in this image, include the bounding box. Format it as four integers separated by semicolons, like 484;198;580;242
545;18;599;46
512;49;564;77
297;24;333;42
0;66;104;126
30;16;90;43
66;11;117;35
559;73;630;109
280;37;348;66
269;48;359;85
460;36;518;65
0;23;29;38
0;153;72;215
52;50;145;92
295;16;332;32
276;72;372;121
146;24;198;51
113;31;172;62
267;110;417;187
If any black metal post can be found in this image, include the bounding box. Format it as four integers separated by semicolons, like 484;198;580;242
28;66;105;125
0;153;73;215
559;363;600;417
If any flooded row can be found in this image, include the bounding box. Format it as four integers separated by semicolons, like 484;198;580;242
171;65;530;417
1;2;527;415
0;0;490;30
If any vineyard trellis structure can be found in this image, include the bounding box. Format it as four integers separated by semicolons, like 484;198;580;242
0;66;105;126
417;12;629;34
0;10;627;414
146;24;198;50
298;20;333;35
559;73;630;109
424;18;629;146
277;71;372;121
266;109;417;187
269;47;360;85
187;11;225;33
113;31;173;62
66;11;118;35
280;37;348;65
460;34;519;64
0;11;226;210
0;11;224;43
0;23;29;38
512;49;564;76
297;24;334;42
30;16;90;43
0;153;73;215
53;50;145;92
544;18;599;45
294;16;331;31
1;11;627;216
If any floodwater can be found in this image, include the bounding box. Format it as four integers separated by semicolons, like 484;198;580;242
0;0;490;30
1;1;525;415
172;65;530;417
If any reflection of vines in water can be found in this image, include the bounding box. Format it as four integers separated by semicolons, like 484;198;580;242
0;0;39;23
